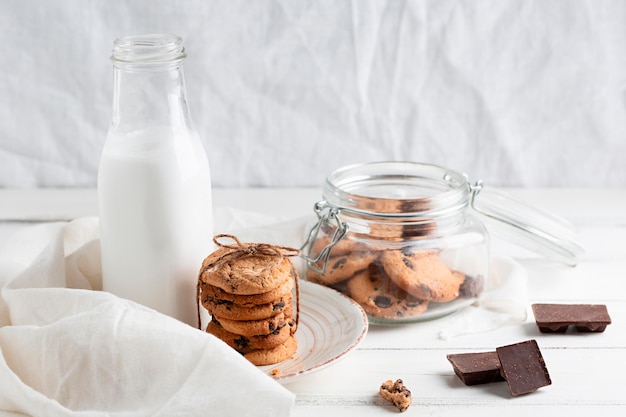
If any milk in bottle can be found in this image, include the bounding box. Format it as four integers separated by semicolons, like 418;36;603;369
98;34;212;326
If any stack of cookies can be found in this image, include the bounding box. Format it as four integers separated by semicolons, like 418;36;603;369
197;235;299;366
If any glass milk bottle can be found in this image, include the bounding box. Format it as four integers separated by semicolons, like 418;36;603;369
98;34;213;326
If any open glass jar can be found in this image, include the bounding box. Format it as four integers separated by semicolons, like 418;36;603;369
301;161;583;324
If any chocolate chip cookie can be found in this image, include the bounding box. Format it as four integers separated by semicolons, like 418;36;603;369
347;265;428;319
379;249;464;302
244;334;298;366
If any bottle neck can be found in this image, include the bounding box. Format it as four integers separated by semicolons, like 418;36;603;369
109;34;193;133
111;65;193;131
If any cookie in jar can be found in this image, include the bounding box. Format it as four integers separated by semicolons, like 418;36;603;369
302;162;488;324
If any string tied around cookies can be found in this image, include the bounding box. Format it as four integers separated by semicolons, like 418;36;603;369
202;234;301;274
196;234;301;331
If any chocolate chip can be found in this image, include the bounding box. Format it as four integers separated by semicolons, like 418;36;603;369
234;336;249;349
374;295;393;308
272;300;285;311
419;283;432;298
402;257;414;270
331;258;346;270
269;323;286;335
405;298;425;308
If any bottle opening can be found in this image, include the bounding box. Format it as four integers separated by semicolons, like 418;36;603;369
111;34;186;68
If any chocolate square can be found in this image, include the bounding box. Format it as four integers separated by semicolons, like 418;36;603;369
446;351;505;385
532;303;611;333
496;339;551;396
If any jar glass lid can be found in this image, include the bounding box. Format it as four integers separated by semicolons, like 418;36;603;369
472;186;584;266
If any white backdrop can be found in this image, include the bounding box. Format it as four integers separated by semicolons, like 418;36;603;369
1;0;625;189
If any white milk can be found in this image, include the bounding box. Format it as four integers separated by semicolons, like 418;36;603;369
98;126;213;326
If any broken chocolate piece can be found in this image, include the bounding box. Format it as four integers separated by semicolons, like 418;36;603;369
446;351;505;385
496;339;551;396
531;303;612;333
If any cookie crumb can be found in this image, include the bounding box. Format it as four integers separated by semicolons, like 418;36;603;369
269;368;282;377
379;379;411;412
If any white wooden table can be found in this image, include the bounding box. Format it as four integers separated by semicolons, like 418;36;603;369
1;187;625;416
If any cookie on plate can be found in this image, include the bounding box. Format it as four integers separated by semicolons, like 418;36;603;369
199;243;293;295
200;276;293;306
206;317;295;353
203;293;293;321
216;311;291;337
244;334;298;366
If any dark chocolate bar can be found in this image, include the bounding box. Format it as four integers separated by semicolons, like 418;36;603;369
532;303;611;333
446;351;504;385
496;339;551;396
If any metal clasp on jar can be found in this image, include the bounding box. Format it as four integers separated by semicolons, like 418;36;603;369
470;180;484;208
300;201;349;274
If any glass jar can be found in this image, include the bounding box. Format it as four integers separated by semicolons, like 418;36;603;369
301;161;583;324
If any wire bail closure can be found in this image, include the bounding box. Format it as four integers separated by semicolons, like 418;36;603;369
470;179;484;210
300;201;349;274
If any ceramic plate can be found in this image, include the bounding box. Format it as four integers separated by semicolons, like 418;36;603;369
258;280;368;382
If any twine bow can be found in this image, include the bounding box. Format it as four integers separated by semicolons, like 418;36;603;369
201;234;300;275
197;234;301;331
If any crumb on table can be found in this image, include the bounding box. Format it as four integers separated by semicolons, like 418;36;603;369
379;379;412;412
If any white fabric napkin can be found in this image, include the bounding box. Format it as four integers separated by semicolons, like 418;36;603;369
0;217;294;417
438;255;528;340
